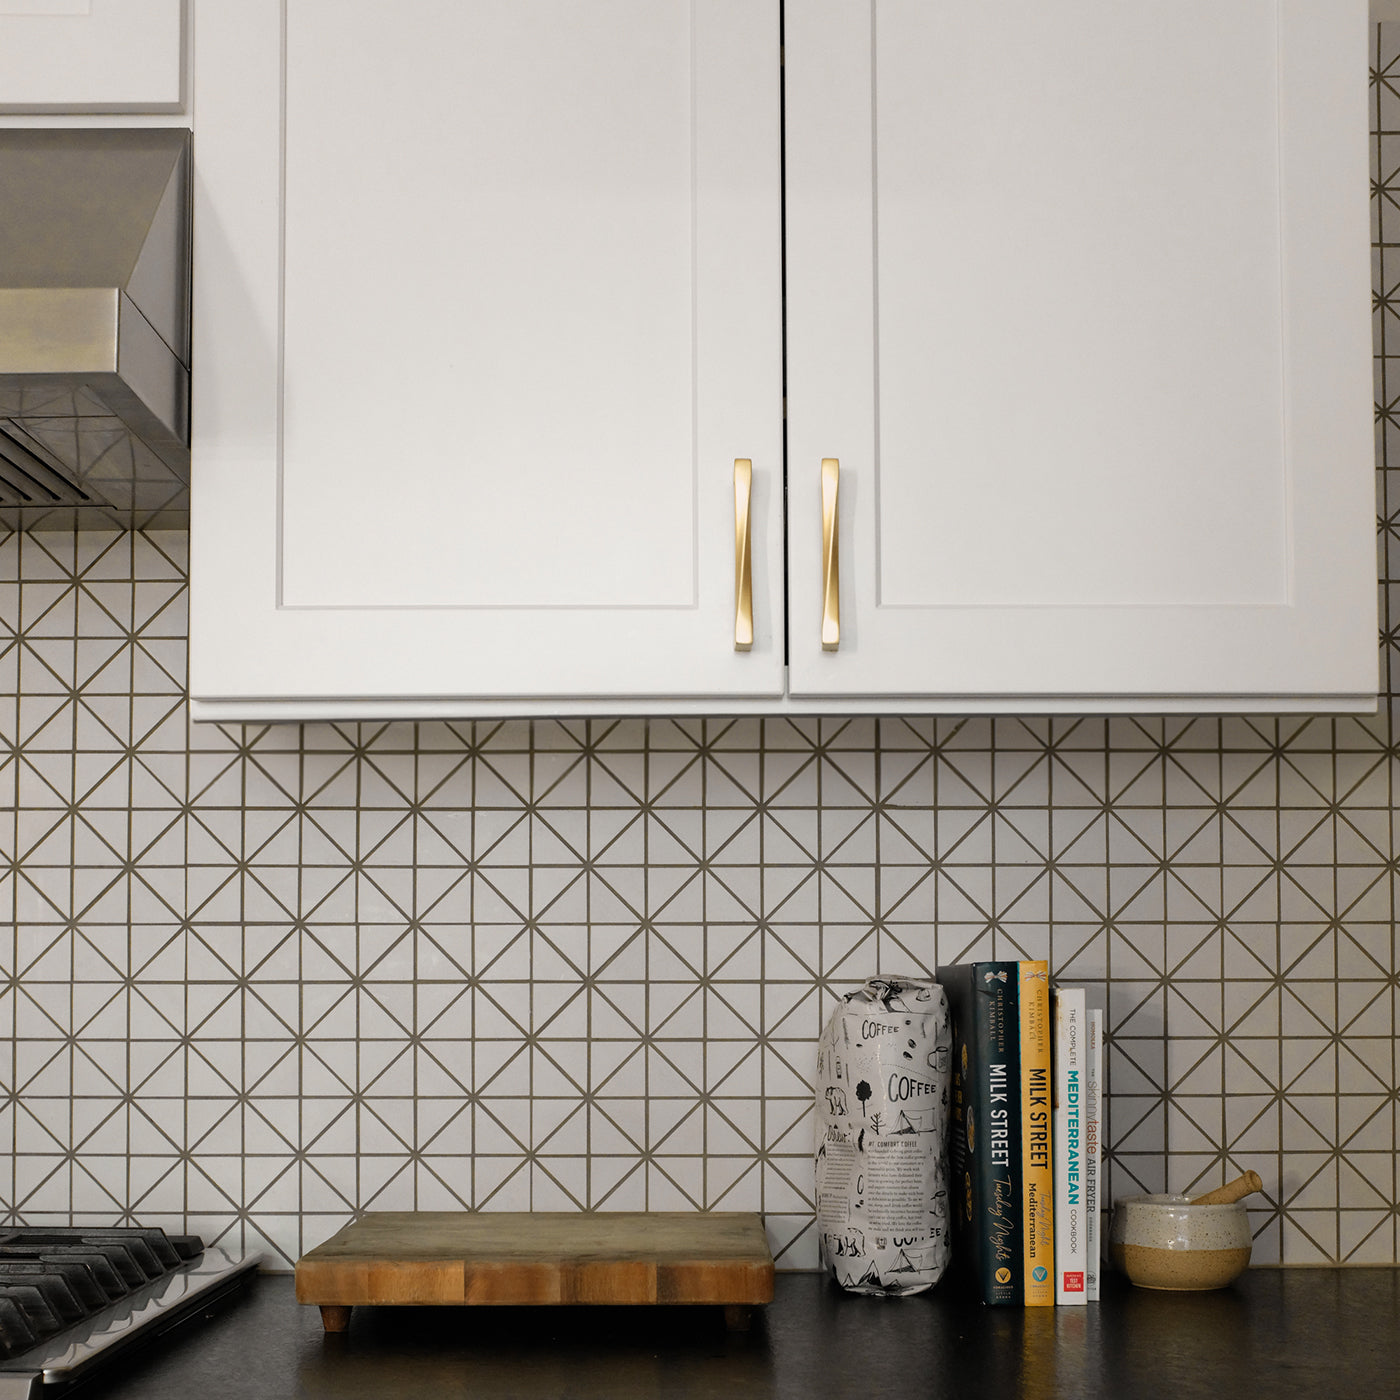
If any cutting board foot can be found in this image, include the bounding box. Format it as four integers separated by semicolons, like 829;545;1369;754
319;1305;352;1333
723;1305;754;1333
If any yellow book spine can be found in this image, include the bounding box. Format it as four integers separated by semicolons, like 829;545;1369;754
1020;960;1054;1305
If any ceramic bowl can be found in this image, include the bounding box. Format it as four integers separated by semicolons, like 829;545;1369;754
1108;1194;1252;1291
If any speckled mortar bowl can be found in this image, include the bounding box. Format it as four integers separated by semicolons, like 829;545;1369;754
1109;1195;1252;1291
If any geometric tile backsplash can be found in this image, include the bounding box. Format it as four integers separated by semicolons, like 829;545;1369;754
2;32;1399;1273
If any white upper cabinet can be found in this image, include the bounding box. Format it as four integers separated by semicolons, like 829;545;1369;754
785;0;1376;711
0;0;184;112
186;0;1373;718
189;0;784;714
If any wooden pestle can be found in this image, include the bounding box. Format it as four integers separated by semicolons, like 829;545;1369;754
1189;1171;1263;1206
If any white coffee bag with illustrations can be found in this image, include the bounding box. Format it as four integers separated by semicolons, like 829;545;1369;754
814;975;952;1295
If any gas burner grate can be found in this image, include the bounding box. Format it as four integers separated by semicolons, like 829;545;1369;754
0;1228;258;1399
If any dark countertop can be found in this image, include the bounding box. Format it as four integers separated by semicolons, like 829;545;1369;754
71;1267;1400;1400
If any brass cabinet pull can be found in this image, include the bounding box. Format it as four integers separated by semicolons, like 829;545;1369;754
734;458;753;651
821;458;840;651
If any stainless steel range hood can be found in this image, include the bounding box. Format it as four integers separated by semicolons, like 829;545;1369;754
0;127;191;530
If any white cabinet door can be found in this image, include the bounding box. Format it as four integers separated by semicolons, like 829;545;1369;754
785;0;1376;710
0;0;183;112
190;0;783;713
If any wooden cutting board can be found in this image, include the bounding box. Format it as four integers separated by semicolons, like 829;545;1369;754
295;1211;775;1332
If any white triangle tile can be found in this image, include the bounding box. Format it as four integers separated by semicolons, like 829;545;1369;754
1107;1043;1165;1098
16;927;72;982
765;1104;815;1158
647;983;703;1040
410;1163;470;1211
1220;806;1276;856
589;1039;645;1095
590;1159;646;1210
702;1041;760;1097
589;734;646;790
132;701;188;756
127;1154;183;1208
588;989;646;1045
471;1040;530;1105
186;759;246;814
1336;867;1391;920
413;926;473;983
1334;756;1388;808
704;809;761;867
646;1160;704;1211
876;868;935;926
298;756;356;810
1051;749;1116;806
935;807;994;865
14;1041;72;1098
649;1099;703;1155
874;926;935;976
357;1042;414;1102
934;871;993;925
1336;924;1393;981
1338;1209;1395;1263
763;807;819;861
1166;977;1223;1032
760;1162;812;1216
760;752;818;806
704;1103;761;1158
691;755;758;816
1165;1100;1222;1153
471;989;530;1051
1107;750;1164;805
416;1096;472;1154
1337;1035;1394;1094
1337;977;1393;1035
473;1156;530;1210
299;868;355;921
526;1159;585;1215
993;867;1049;922
474;1095;531;1155
1168;927;1223;981
1165;809;1221;864
682;873;746;927
413;742;470;793
768;1218;818;1270
638;868;698;922
299;1101;357;1156
817;757;875;809
1223;869;1279;920
17;694;74;748
645;928;700;983
763;929;820;983
414;982;473;1038
473;869;529;924
1337;1096;1394;1153
298;928;354;985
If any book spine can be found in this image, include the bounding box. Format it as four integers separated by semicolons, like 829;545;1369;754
1084;1008;1104;1301
1020;960;1054;1306
1053;987;1087;1304
944;962;1022;1306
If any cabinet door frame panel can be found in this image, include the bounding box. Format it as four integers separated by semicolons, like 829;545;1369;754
190;0;784;710
784;0;1376;709
0;0;185;113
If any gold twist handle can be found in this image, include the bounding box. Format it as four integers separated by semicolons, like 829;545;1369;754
821;458;840;651
734;458;753;651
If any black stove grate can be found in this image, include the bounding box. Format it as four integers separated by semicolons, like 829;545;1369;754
0;1227;258;1399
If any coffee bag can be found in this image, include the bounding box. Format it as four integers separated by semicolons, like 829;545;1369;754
814;975;952;1295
